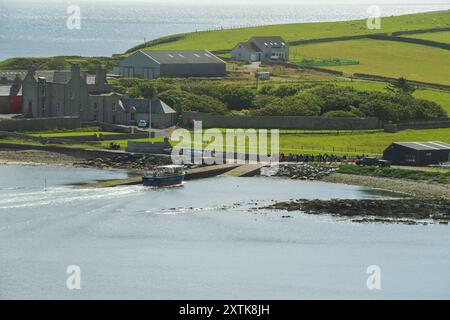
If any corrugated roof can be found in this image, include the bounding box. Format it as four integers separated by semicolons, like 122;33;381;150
141;50;225;65
393;141;450;151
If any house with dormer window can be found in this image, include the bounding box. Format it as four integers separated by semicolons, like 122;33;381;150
231;36;289;62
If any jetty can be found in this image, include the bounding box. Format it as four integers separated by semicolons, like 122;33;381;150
79;163;241;188
221;163;267;177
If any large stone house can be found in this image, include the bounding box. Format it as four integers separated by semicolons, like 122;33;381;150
231;36;289;62
21;65;177;128
113;50;227;79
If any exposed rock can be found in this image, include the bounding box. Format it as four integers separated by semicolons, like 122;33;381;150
76;154;172;171
264;198;450;224
263;163;337;181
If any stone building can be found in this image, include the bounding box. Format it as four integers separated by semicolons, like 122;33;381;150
21;65;176;128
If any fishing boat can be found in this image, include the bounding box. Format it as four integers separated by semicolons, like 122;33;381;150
142;165;185;187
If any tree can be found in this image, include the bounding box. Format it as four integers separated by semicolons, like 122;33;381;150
312;85;361;114
386;77;416;95
138;82;158;99
252;92;323;116
220;85;256;110
158;90;228;115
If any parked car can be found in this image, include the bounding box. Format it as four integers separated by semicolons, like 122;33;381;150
355;157;391;167
137;120;148;129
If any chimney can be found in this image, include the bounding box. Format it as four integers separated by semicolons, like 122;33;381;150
14;74;22;88
28;65;36;78
71;64;81;77
95;64;107;92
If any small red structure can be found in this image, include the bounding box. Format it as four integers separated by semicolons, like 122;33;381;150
0;74;22;114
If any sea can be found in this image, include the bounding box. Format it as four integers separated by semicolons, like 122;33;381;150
0;165;449;299
0;1;450;61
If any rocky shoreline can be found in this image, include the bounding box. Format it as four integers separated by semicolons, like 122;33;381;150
264;198;450;225
75;154;172;171
262;163;337;180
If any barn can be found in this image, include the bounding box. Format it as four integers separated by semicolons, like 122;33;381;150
383;141;450;166
114;50;226;79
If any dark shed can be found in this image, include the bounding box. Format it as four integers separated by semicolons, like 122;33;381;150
383;141;450;166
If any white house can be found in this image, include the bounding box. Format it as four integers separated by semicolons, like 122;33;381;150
231;36;289;62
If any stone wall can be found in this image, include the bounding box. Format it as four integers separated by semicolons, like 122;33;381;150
384;119;450;133
126;140;172;154
367;34;450;50
0;117;80;132
182;112;381;130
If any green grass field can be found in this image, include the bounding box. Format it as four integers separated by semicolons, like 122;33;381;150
291;39;450;85
2;127;449;156
335;80;450;114
167;128;450;156
31;131;124;138
403;31;450;44
277;128;450;155
129;10;450;53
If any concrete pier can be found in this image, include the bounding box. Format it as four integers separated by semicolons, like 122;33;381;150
80;164;241;188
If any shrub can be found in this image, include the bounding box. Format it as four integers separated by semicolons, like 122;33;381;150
323;110;357;118
159;90;228;114
220;85;256;110
252;92;323;116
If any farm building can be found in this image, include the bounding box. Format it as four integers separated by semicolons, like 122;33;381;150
383;141;450;166
114;50;227;79
231;36;289;62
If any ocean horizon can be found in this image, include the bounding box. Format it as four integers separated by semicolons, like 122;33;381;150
0;1;449;61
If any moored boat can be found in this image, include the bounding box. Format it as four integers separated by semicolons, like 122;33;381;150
142;165;185;187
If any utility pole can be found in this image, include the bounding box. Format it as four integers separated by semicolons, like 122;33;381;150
148;99;152;139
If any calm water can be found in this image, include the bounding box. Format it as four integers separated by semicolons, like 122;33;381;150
0;165;449;299
1;1;450;60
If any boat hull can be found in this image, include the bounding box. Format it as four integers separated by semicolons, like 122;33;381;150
142;174;185;187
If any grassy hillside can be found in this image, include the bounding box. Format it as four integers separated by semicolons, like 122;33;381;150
291;39;450;85
0;56;119;72
129;10;450;52
404;31;450;44
335;81;450;114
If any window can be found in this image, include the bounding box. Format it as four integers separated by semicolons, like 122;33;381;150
56;102;60;113
130;112;135;121
80;104;83;112
28;101;32;114
112;102;117;112
93;102;98;111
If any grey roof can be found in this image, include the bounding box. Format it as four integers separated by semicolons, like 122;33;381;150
251;36;287;48
140;50;225;65
237;42;262;53
121;98;176;114
0;84;22;96
393;141;450;151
